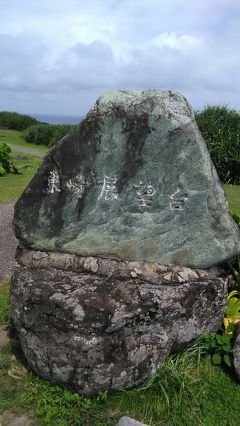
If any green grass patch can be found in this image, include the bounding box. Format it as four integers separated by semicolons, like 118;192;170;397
0;151;41;202
0;129;47;152
0;283;10;325
224;184;240;215
1;333;240;425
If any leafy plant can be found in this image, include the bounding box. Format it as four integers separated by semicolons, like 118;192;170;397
24;124;54;146
0;142;18;176
224;290;240;334
195;105;240;184
24;123;76;147
202;332;233;367
48;124;76;147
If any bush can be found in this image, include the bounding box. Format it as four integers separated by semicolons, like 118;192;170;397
24;124;76;147
0;111;39;131
24;124;55;146
195;105;240;184
49;124;76;147
0;142;18;175
0;142;11;173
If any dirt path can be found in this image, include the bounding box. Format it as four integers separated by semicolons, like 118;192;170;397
0;201;17;284
9;144;47;157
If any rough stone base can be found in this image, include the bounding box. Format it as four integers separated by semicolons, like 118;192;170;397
116;417;149;426
10;249;228;396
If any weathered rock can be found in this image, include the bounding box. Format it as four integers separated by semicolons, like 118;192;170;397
233;324;240;379
10;249;227;396
0;412;35;426
116;417;149;426
13;90;240;269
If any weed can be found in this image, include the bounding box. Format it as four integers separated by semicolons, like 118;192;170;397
0;283;10;325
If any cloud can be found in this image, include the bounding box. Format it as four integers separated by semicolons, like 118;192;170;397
0;0;239;114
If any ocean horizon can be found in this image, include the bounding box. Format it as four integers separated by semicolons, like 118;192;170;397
32;113;81;125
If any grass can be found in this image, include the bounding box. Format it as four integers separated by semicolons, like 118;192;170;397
224;184;240;215
0;129;47;152
0;151;41;202
0;283;10;325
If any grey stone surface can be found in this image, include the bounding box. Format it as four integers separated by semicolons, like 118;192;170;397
0;412;35;426
10;250;227;396
13;90;240;269
116;416;149;426
233;324;240;379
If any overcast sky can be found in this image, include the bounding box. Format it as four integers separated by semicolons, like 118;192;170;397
0;0;239;117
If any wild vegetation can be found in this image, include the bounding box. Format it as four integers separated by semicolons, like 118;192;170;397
24;123;76;147
195;105;240;184
0;111;38;131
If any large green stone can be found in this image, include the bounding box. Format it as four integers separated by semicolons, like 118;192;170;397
13;90;240;268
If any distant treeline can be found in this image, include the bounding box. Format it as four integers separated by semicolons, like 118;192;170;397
0;107;239;184
0;111;77;148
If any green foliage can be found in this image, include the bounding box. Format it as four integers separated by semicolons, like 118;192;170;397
0;283;10;325
48;124;76;147
0;142;18;176
24;124;55;146
0;165;6;176
224;185;240;216
0;111;38;131
223;290;240;334
0;142;11;173
195;105;240;184
202;332;233;367
24;124;76;147
231;212;240;226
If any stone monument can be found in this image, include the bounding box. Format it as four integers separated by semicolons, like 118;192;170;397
10;90;240;395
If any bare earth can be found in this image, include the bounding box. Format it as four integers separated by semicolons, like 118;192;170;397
0;201;17;284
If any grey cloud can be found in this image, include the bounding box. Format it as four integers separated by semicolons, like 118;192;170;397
0;0;239;114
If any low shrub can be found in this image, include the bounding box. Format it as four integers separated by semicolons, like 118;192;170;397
195;105;240;184
24;124;55;146
0;142;18;175
48;124;76;147
24;124;76;147
0;111;39;131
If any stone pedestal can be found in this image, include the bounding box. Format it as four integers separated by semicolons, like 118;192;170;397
10;249;227;396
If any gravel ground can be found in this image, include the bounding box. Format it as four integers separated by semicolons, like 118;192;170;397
0;201;17;284
9;144;46;157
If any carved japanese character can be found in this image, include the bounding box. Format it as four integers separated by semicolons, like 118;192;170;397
98;176;118;201
133;181;156;207
169;187;188;211
66;174;89;198
47;170;61;194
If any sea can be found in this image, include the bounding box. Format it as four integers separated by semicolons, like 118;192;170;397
32;113;81;125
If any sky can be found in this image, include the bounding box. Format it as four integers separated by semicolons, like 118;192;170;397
0;0;240;117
